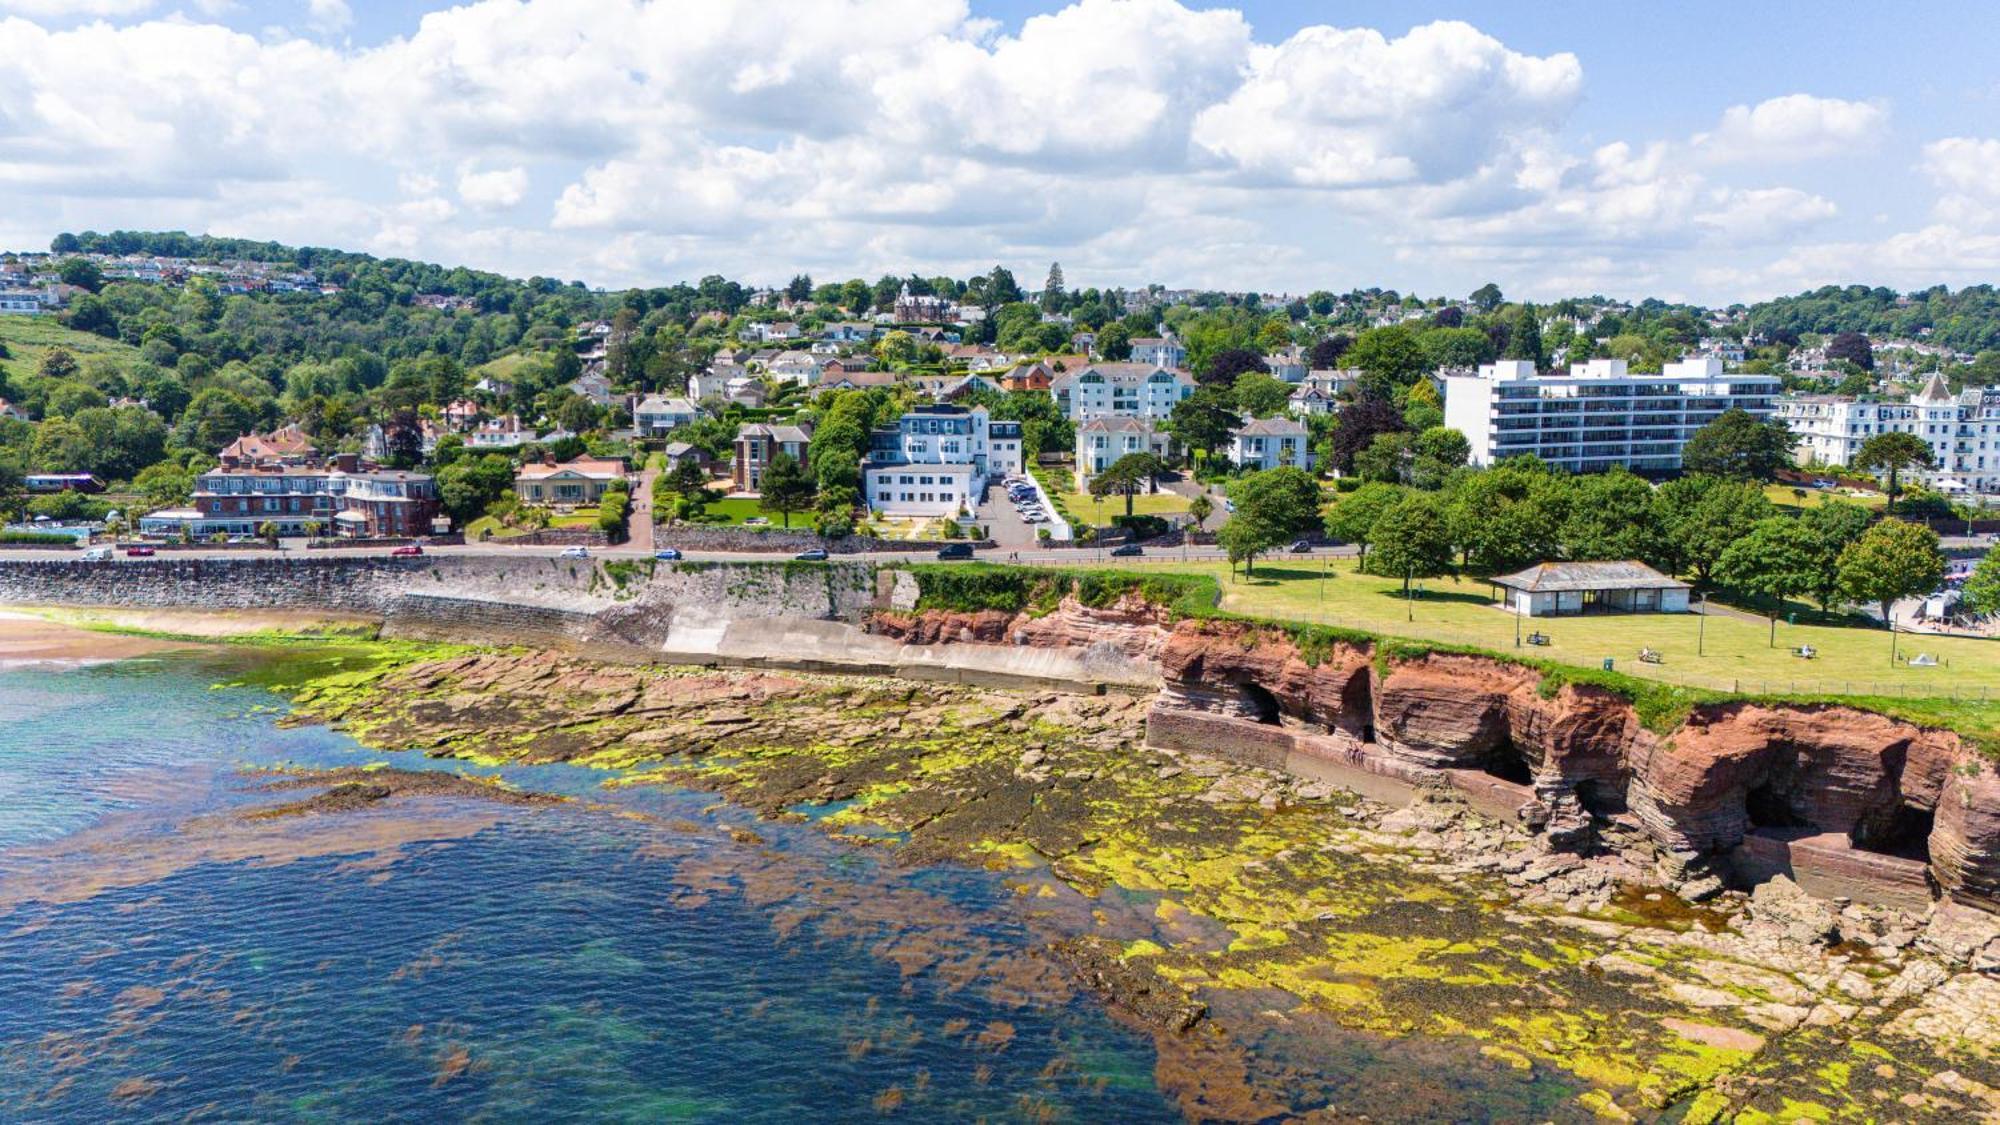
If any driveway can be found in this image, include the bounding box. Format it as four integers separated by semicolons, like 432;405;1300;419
972;480;1043;550
1164;476;1228;530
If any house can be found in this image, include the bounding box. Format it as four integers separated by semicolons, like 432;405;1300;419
0;399;28;421
1073;417;1172;489
816;370;899;393
768;350;822;386
660;442;712;474
1776;372;2000;494
473;376;515;398
1051;363;1196;422
514;457;628;505
568;372;615;406
1289;384;1338;417
1128;336;1187;368
910;372;997;403
1265;346;1310;383
219;424;316;468
441;399;483;430
822;321;876;344
633;395;701;437
1227;417;1314;472
467;415;532;449
1490;560;1691;617
0;292;42;315
25;472;106;494
139;455;439;540
733;422;812;492
863;405;1018;518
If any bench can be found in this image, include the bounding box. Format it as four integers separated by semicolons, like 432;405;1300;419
1638;648;1663;664
1791;645;1817;660
1525;632;1550;647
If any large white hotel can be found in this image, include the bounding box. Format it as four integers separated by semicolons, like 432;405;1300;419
1775;374;2000;495
1443;358;1782;473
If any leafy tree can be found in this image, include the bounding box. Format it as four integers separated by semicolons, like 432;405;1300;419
1089;452;1165;518
1186;492;1212;529
1716;518;1819;645
1561;469;1663;565
1347;326;1428;396
58;258;104;292
1353;431;1411;484
1469;283;1503;313
1307;334;1351;369
38;347;79;381
759;452;816;528
1165;385;1242;459
1327;393;1406;476
1443;466;1567;573
785;274;812;302
133;462;194;509
1838;519;1945;632
1041;262;1065;311
1853;431;1936;514
1503;305;1543;366
1680;408;1796;481
1366;493;1455;599
1826;331;1874;371
1095;322;1132;360
435;454;515;526
1201;347;1267;387
1217;466;1321;574
1324;481;1404;566
1232;371;1292;418
176;387;258;451
1963;551;2000;616
1653;475;1772;585
1796;500;1875;608
1410;426;1469;489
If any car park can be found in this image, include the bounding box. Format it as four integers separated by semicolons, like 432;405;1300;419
655;548;682;560
935;543;974;560
794;547;829;561
1110;544;1143;557
391;544;425;557
559;546;591;559
123;545;156;557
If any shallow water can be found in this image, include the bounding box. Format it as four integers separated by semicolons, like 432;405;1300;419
0;655;1178;1122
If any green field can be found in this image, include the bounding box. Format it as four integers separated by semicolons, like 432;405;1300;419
466;507;601;540
1761;482;1886;510
0;316;140;385
1112;558;2000;699
1056;486;1192;524
690;496;807;528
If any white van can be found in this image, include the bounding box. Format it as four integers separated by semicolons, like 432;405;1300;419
81;546;114;562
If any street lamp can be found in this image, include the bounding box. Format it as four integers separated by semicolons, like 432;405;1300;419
1697;592;1708;656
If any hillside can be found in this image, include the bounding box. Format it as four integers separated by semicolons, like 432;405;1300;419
0;317;139;389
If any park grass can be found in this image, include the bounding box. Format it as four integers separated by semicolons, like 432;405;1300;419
688;496;808;528
466;506;601;540
1761;482;1886;510
0;315;140;384
1112;557;2000;700
1055;485;1191;525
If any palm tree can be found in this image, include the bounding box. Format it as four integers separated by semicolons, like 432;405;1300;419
1854;431;1937;515
1188;493;1213;529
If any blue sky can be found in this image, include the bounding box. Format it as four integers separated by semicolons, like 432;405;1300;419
3;0;1996;303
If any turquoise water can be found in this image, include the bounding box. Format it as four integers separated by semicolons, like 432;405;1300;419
0;655;1179;1122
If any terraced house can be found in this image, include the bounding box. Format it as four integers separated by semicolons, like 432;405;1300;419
1050;362;1196;422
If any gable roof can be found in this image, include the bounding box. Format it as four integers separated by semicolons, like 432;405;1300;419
1491;560;1689;593
1235;417;1308;437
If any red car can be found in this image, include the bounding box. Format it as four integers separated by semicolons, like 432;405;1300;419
123;545;156;557
390;544;425;557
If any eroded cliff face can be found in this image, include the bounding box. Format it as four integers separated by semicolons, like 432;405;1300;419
876;605;2000;913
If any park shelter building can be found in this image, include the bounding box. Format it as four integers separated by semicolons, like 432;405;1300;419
1490;560;1691;617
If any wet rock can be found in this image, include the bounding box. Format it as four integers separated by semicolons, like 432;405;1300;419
1049;936;1205;1034
1745;875;1842;946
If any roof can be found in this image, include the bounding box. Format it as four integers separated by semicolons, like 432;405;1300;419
516;457;627;482
1077;416;1158;434
737;422;812;444
635;395;697;414
220;424;315;462
1055;362;1190;388
1491;560;1690;594
1235;417;1307;437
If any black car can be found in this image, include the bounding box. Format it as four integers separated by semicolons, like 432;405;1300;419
1288;539;1314;553
935;543;974;560
794;548;829;561
1109;544;1144;557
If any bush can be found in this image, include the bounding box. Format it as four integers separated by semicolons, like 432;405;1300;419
596;482;632;542
0;531;77;545
1111;514;1171;540
1332;477;1362;493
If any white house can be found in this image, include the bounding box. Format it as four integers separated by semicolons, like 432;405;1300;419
863;404;1009;518
1776;373;2000;494
1443;357;1781;474
1228;417;1314;472
1490;561;1691;617
1289;384;1338;417
1128;336;1187;368
633;395;700;437
1073;416;1172;489
1050;363;1196;422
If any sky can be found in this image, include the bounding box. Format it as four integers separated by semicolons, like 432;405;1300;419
4;0;1999;304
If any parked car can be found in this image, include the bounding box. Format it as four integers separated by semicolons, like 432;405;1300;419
1222;499;1236;513
123;545;156;557
559;546;591;559
1110;544;1144;557
935;543;974;560
390;544;425;557
794;547;829;561
1812;478;1837;489
654;548;683;560
81;546;114;562
1288;540;1313;553
744;516;770;526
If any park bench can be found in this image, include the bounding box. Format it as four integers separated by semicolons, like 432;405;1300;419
1525;632;1550;646
1638;648;1663;664
1791;645;1817;660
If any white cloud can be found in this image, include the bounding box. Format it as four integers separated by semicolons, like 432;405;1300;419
458;165;528;211
306;0;351;36
1694;94;1886;163
0;0;154;15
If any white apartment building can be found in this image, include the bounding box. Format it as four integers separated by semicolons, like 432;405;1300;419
1128;337;1187;368
863;404;1018;518
1443;358;1781;474
1073;417;1172;489
1228;417;1314;472
1776;374;2000;494
1049;363;1196;422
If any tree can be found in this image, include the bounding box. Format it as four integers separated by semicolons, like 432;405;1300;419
1503;305;1543;366
1347;326;1428;396
1443;466;1566;573
38;347;78;381
1186;492;1212;529
1218;466;1321;574
1838;519;1945;644
1410;426;1470;489
58;258;104;292
785;274;813;303
1469;283;1504;313
1090;452;1164;518
1853;431;1937;515
1367;493;1455;600
1826;331;1874;371
1232;371;1292;419
1680;408;1796;481
1200;347;1267;387
1324;481;1404;566
1654;475;1773;585
1797;500;1873;611
1041;262;1066;311
1328;393;1406;476
133;462;194;509
1307;334;1351;369
1561;469;1664;565
1095;322;1132;360
1353;431;1412;483
759;452;816;529
1963;551;2000;616
1165;385;1242;459
1716;518;1819;645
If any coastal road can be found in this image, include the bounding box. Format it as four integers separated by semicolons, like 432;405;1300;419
0;541;1358;567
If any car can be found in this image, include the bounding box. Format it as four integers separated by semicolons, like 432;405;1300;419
654;548;683;560
1222;499;1236;513
81;546;114;562
794;547;829;561
390;544;425;557
123;545;156;557
558;546;591;559
1812;478;1837;489
935;543;974;560
1109;544;1144;557
1288;539;1314;553
744;516;770;526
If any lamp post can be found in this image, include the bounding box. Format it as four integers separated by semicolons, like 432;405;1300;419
1406;564;1415;622
1697;592;1707;657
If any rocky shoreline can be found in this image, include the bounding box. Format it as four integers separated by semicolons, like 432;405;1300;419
275;645;2000;1122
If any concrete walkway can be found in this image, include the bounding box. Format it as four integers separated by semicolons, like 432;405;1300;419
629;466;659;554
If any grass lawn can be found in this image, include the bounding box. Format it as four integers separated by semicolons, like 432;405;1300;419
0;316;140;384
688;496;808;528
1761;482;1886;510
470;352;539;384
1054;486;1191;525
1116;557;2000;699
466;506;601;539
